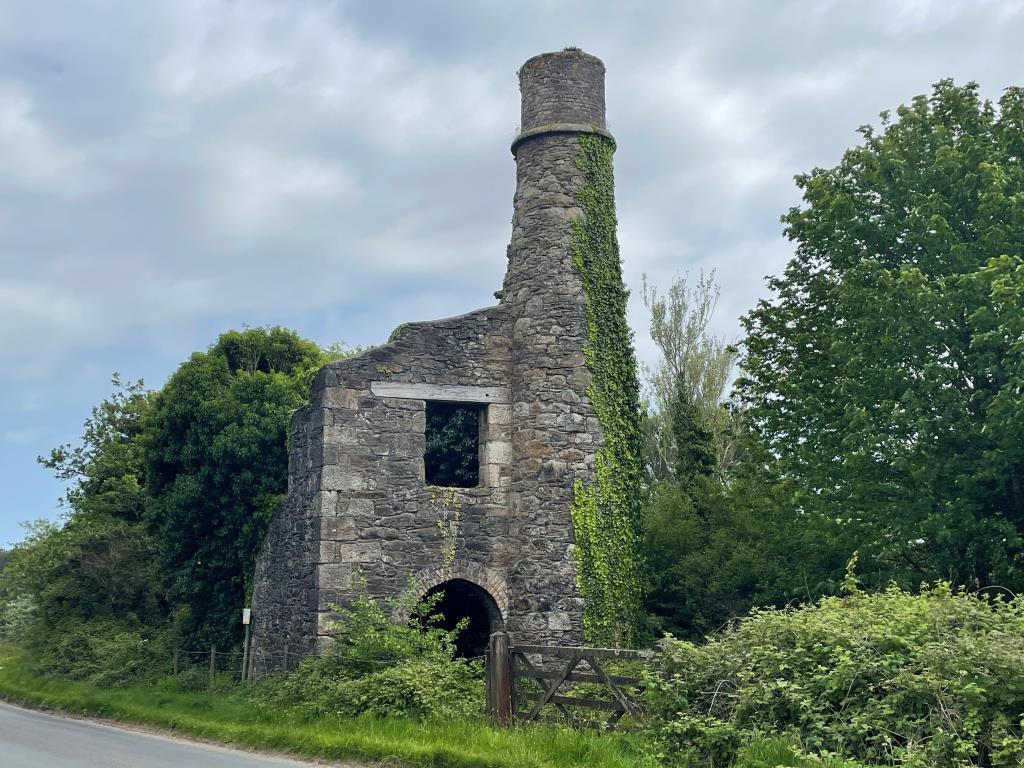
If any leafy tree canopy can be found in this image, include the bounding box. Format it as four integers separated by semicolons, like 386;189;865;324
738;80;1024;590
142;326;330;649
641;271;738;482
38;374;150;524
2;376;162;655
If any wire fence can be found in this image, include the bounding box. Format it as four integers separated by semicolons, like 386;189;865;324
166;642;486;687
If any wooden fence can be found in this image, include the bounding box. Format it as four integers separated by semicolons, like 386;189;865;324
485;632;652;730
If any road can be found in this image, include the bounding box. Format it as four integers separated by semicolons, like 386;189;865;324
0;700;338;767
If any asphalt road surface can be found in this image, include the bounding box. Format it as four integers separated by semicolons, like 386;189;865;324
0;700;336;767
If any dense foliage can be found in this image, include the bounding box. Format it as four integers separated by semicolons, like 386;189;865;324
424;403;480;487
142;327;328;649
0;327;348;674
646;579;1024;767
0;376;162;674
738;81;1024;592
640;380;844;640
569;133;646;646
261;583;482;720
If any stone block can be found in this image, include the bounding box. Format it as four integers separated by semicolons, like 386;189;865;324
320;516;358;541
346;497;375;519
321;465;370;491
338;542;382;563
323;425;360;446
318;563;354;590
485;440;512;465
317;611;339;634
323;387;360;409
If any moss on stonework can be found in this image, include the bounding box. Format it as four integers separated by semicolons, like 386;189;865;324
387;323;409;344
569;133;644;646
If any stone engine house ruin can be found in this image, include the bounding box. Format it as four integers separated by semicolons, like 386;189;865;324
250;49;627;671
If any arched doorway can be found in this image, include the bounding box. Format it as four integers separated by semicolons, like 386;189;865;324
420;578;502;658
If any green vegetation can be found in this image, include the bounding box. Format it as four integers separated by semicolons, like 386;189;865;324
639;272;739;482
570;133;646;646
640;80;1024;643
737;80;1024;593
0;646;646;768
424;402;481;488
646;577;1024;767
4;376;163;680
143;326;328;649
728;737;867;768
263;581;482;720
0;327;355;678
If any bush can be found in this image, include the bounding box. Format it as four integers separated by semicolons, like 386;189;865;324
260;581;483;720
0;595;35;643
645;579;1024;767
29;619;168;687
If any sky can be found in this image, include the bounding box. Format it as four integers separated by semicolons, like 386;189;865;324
1;0;1022;546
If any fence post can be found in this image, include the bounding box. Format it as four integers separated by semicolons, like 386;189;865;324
486;631;512;726
172;649;179;677
209;644;216;689
241;624;251;682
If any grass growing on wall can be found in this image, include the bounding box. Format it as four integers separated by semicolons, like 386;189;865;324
0;645;649;768
569;133;646;646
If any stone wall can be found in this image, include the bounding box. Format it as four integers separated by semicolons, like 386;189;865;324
250;49;621;673
251;307;515;672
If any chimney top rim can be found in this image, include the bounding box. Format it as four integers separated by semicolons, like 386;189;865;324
518;49;605;76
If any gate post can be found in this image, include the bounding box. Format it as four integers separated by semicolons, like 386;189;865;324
486;631;512;725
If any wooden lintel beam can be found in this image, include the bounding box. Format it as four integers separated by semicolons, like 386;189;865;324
370;382;511;404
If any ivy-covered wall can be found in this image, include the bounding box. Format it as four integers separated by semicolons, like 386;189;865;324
570;133;645;646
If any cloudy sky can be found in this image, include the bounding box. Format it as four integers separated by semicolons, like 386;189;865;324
1;0;1021;545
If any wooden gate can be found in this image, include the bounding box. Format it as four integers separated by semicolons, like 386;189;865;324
485;632;651;730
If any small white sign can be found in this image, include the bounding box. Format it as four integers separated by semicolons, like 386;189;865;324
242;608;251;625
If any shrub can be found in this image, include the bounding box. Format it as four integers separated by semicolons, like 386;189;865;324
0;595;35;643
29;619;168;687
645;579;1024;767
260;581;483;720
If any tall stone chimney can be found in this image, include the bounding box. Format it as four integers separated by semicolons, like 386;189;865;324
500;49;620;645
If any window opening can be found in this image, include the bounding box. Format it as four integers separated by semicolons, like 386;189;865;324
424;401;482;487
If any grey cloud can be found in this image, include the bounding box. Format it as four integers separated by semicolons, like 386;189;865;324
1;0;1022;387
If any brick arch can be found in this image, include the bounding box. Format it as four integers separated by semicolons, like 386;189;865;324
412;562;508;624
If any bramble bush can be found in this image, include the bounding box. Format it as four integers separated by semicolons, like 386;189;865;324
645;574;1024;767
259;581;483;720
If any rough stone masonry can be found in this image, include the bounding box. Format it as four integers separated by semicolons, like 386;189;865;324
250;49;625;673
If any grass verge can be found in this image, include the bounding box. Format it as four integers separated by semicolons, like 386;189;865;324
0;645;651;768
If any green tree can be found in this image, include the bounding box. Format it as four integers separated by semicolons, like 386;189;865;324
142;327;329;649
1;519;161;630
670;381;716;489
641;272;739;482
39;374;151;523
1;376;163;658
737;81;1024;591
